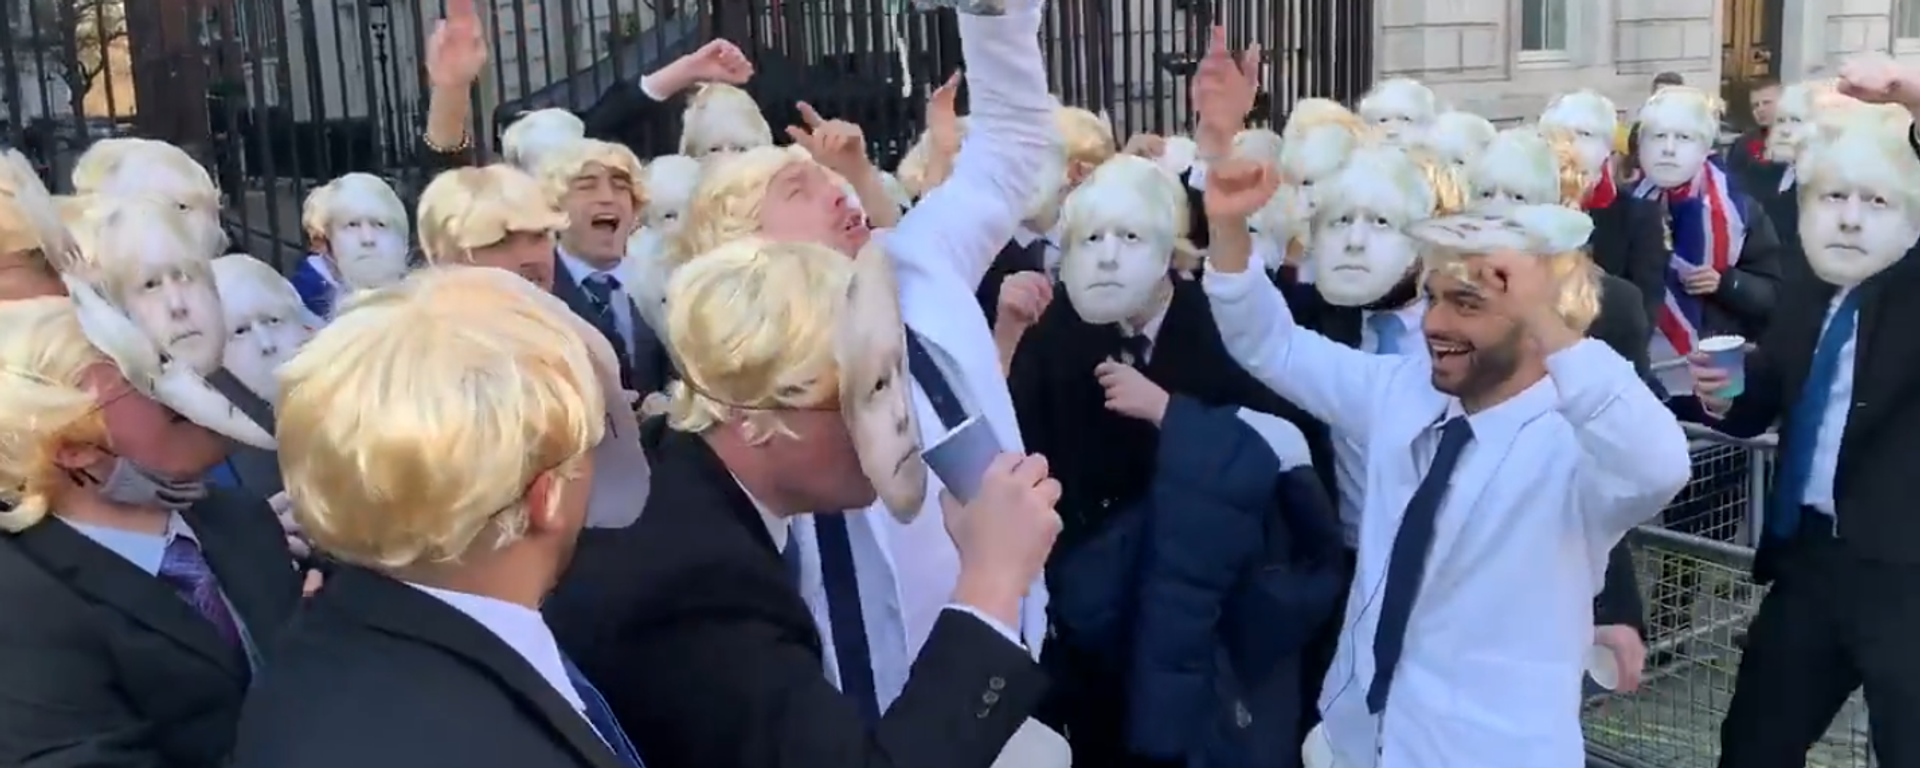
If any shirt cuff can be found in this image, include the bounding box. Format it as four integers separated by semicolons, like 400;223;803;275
945;604;1025;647
1187;162;1209;191
638;75;669;102
1545;338;1632;423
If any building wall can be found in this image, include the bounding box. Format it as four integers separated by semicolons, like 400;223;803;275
1377;0;1721;123
1782;0;1920;76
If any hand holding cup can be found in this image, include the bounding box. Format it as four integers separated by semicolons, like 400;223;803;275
943;453;1063;628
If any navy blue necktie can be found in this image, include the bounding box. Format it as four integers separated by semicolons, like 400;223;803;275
1368;312;1406;355
814;514;882;725
562;655;647;768
1770;290;1861;539
1117;333;1151;365
903;328;968;429
1367;416;1474;714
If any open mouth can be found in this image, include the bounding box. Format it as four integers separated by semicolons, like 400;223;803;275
589;213;622;234
1428;337;1471;362
840;211;867;235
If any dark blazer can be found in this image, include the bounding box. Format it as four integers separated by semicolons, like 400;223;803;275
1640;187;1785;340
551;252;672;394
544;420;1048;768
977;238;1048;327
1587;191;1667;332
1008;279;1333;557
230;565;629;768
1688;242;1920;580
579;77;801;161
0;490;300;768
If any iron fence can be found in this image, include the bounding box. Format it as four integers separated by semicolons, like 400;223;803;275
1582;426;1876;768
0;0;1370;271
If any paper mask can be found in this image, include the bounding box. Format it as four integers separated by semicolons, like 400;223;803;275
544;290;653;527
834;242;929;521
501;108;588;171
1539;90;1619;183
621;227;673;335
1406;204;1595;256
62;272;274;449
211;254;314;405
1419;111;1497;169
1636;87;1719;189
1311;147;1434;306
1358;78;1437;145
1795;115;1920;286
1059;156;1181;323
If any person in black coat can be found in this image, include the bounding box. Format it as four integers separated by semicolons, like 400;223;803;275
231;268;656;768
545;240;1062;768
0;297;302;768
576;40;772;161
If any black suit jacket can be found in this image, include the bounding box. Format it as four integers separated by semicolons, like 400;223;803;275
545;422;1047;768
977;237;1048;327
230;566;629;768
552;252;672;394
579;76;810;161
1711;242;1920;580
1586;192;1666;333
1640;188;1785;339
0;491;299;768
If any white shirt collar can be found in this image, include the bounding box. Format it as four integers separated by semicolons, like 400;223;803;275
556;246;623;288
730;473;789;551
1777;165;1796;193
406;583;588;713
59;511;197;576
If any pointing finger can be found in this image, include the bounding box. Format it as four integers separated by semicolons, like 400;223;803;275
784;125;812;146
1238;44;1262;77
796;101;825;127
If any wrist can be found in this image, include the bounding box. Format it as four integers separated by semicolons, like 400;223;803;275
648;63;693;99
953;568;1026;628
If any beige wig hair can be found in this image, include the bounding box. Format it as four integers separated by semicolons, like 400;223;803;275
1057;106;1119;170
1796;108;1920;218
63;194;214;302
278;266;605;570
895;117;970;199
534;138;648;212
70;138;226;257
0;297;111;533
211;252;304;315
666;144;818;268
1411;205;1602;333
415;164;568;265
500;108;588;171
0;148;74;269
679;83;774;157
663;237;852;443
1060;154;1199;271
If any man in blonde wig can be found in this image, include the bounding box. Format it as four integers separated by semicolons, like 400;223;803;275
659;0;1058;725
0;296;301;767
230;266;652;768
537;138;670;394
547;237;1066;768
291;172;412;318
1688;54;1920;767
416;164;568;291
1203;156;1688;766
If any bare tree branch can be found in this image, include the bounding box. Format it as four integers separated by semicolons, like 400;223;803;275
22;0;128;101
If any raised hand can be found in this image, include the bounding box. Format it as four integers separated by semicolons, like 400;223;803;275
927;70;965;155
1203;157;1281;221
995;271;1052;329
1192;25;1261;138
653;40;754;97
1465;250;1581;354
943;453;1063;628
1837;52;1918;108
425;0;488;90
786;102;872;179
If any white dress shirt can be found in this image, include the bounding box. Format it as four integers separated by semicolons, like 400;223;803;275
786;3;1055;714
1330;301;1429;547
1802;288;1856;519
1203;263;1690;768
558;247;638;356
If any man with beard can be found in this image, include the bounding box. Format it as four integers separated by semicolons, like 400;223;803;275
0;282;298;763
1687;53;1920;767
1204;151;1689;767
537;138;670;395
229;267;652;768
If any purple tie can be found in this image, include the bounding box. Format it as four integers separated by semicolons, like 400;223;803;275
158;536;244;650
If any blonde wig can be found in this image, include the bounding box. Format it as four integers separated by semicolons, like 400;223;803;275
1056;106;1119;170
70;138;226;257
1418;111;1499;168
663;237;851;443
211;252;304;313
0;149;70;262
535;138;648;213
679;83;774;157
302;172;411;247
1637;86;1722;141
1358;78;1439;134
500;108;588;171
667;144;815;268
1410;205;1602;332
1796;110;1920;223
415;164;568;265
278;266;605;570
65;195;214;302
1283;99;1365;142
1537;127;1598;206
1466;127;1566;208
894;117;970;199
0;297;109;533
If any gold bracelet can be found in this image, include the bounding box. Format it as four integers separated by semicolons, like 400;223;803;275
422;131;472;154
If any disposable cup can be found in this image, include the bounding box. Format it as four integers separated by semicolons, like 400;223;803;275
1697;335;1747;398
1586;642;1620;691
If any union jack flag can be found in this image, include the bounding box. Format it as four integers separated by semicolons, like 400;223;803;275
1633;164;1744;356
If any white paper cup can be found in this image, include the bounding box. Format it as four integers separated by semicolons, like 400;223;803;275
1696;334;1747;398
1586;642;1620;691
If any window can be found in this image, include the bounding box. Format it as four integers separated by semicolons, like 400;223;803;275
1521;0;1568;52
1900;0;1920;40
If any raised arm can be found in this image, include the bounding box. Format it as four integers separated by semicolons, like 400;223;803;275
419;0;487;171
888;3;1055;293
1553;337;1692;538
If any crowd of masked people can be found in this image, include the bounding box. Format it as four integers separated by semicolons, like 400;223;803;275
0;0;1916;764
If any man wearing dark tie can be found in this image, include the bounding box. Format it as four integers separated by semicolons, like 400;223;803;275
1692;62;1920;768
230;268;656;768
538;138;672;396
0;297;301;768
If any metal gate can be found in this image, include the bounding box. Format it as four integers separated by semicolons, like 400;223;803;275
0;0;1373;268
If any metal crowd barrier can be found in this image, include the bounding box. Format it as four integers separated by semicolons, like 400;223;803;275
1580;425;1876;768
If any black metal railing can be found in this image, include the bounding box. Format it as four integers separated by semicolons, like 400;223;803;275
0;0;1372;271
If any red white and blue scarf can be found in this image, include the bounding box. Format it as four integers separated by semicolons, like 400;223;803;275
1634;163;1744;355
